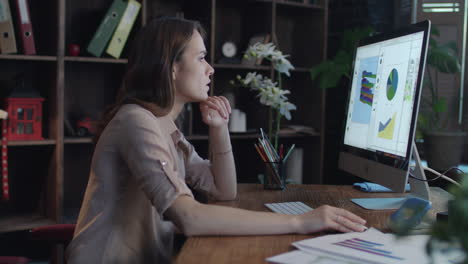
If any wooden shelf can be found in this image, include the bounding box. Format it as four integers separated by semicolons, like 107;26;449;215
7;139;56;146
64;56;128;64
0;213;56;233
213;63;271;71
275;0;325;9
0;54;57;62
0;0;328;240
64;137;93;144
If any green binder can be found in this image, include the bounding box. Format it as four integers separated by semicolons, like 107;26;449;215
87;0;127;57
106;0;141;59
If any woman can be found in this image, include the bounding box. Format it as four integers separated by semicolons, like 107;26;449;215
66;17;367;264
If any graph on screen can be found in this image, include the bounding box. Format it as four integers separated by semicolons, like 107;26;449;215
351;56;379;124
378;113;397;140
386;69;399;101
361;71;376;106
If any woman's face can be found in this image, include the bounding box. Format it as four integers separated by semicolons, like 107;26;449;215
173;30;214;103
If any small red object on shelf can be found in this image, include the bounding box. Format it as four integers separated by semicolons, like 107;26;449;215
68;43;80;56
3;79;45;141
76;117;97;136
4;97;44;141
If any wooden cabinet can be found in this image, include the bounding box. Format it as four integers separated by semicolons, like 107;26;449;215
0;0;328;231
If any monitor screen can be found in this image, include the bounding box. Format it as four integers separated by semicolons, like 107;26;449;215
339;21;431;196
344;31;424;159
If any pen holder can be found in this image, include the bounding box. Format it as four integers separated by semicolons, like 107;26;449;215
263;161;286;190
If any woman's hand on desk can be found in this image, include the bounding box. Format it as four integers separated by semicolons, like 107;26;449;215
294;205;367;234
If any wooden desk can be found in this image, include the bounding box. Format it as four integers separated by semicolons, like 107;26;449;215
175;184;451;264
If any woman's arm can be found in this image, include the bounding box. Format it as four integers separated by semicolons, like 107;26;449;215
208;124;237;200
200;96;237;201
165;196;367;236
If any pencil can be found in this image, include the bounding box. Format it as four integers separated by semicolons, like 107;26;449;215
254;143;267;162
263;134;280;161
258;139;274;162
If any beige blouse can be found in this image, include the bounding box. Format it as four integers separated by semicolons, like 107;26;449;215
66;104;215;264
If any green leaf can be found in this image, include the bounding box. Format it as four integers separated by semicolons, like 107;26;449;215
417;114;429;131
429;37;438;48
431;26;440;37
310;26;375;90
310;59;349;90
432;97;447;113
442;41;458;53
427;28;461;73
341;27;375;53
318;68;341;90
334;50;352;67
310;61;334;80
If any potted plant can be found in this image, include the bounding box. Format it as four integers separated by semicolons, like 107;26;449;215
231;42;296;150
418;26;464;172
230;42;297;189
426;176;468;263
310;27;374;90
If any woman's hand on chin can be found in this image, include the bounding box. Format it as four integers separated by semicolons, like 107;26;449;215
200;96;231;128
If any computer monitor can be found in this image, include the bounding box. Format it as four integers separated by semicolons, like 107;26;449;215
339;21;432;210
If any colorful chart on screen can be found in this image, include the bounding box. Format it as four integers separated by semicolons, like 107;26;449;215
386;69;399;101
351;56;379;124
378;113;397;140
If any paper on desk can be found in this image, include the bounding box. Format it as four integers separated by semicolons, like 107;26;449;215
266;250;318;264
266;250;360;264
292;228;432;264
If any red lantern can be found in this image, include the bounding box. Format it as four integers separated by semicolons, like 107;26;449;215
4;97;44;141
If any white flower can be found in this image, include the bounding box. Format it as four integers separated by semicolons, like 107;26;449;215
249;42;276;57
253;83;296;120
242;72;260;86
244;42;294;76
233;42;296;121
279;101;297;120
274;57;294;76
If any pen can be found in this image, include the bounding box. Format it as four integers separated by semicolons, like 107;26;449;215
283;144;295;162
264;138;279;161
262;133;280;161
258;139;274;162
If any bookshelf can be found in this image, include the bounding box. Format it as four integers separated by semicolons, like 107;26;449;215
0;0;328;236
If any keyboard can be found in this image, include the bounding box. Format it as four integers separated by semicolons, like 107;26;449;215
265;201;314;215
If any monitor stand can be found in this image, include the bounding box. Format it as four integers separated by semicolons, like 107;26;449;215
351;142;430;210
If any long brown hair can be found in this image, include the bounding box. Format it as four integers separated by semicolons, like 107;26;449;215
94;17;206;144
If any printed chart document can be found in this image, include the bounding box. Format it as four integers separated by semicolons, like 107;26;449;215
290;228;462;264
266;250;360;264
